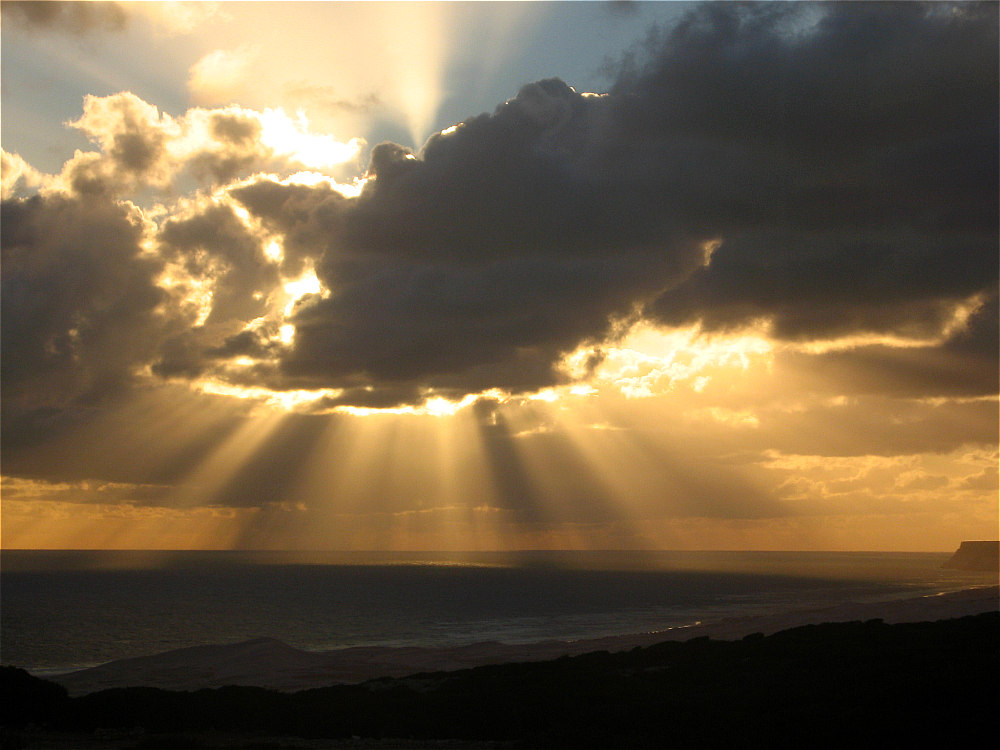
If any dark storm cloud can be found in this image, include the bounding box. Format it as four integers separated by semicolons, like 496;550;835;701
775;297;1000;401
627;2;998;335
652;232;995;340
234;78;710;396
152;324;283;381
1;1;128;35
222;3;996;405
1;194;165;410
0;192;181;482
228;179;350;278
3;3;995;421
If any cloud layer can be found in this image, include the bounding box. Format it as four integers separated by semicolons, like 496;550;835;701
3;3;996;416
264;3;995;403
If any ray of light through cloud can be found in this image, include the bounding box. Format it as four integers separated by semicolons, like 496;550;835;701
1;1;997;553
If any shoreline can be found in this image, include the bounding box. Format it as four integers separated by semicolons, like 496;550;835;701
49;583;999;696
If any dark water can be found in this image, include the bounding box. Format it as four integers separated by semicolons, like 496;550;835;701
1;549;993;675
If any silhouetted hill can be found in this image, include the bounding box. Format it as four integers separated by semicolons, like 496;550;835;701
49;585;1000;696
943;541;1000;571
3;613;998;749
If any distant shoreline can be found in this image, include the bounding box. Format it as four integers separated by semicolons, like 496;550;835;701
0;547;962;571
50;583;999;697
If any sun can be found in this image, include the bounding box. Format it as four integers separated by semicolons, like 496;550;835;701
257;109;364;169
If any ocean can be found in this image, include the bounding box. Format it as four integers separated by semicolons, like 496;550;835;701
1;549;995;676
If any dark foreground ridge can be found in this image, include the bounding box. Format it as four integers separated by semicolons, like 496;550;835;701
3;613;998;749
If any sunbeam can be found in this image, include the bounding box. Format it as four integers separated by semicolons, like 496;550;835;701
3;1;996;555
3;9;996;745
163;408;287;509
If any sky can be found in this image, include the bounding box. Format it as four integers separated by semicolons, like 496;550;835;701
1;1;997;552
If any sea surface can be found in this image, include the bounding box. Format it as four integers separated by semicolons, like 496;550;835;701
2;549;995;676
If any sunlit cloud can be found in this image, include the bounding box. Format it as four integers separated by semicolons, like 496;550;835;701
2;2;996;553
36;93;363;200
281;170;367;197
256;109;363;169
195;380;341;413
334;392;485;419
691;407;761;428
565;322;775;400
188;47;257;105
2;497;257;550
128;1;228;36
157;259;216;327
281;266;323;315
1;149;50;198
0;476;168;506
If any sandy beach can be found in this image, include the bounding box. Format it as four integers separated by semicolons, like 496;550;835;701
52;584;999;696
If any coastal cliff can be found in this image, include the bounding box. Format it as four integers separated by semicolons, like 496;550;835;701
942;541;1000;571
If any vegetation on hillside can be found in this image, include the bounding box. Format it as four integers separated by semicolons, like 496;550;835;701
3;613;997;749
